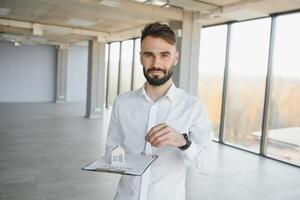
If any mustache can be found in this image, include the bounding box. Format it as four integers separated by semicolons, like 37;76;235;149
147;68;166;73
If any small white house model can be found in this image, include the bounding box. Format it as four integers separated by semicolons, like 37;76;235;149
111;145;125;166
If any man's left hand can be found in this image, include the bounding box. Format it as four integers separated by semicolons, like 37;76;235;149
145;123;186;148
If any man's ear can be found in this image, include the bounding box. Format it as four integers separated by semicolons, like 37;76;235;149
174;51;179;66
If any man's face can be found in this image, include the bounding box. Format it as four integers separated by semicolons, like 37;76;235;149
140;36;179;86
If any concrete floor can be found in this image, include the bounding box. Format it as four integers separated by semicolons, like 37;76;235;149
0;103;299;200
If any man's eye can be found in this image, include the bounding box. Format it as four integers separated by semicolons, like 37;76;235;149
144;54;152;57
161;54;169;58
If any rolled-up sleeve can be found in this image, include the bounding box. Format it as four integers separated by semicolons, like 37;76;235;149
181;100;217;175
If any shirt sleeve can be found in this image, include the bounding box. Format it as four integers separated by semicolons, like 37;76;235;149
181;100;217;175
105;96;125;156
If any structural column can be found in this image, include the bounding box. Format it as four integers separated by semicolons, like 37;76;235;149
169;20;182;88
86;40;106;118
56;47;68;103
172;11;202;95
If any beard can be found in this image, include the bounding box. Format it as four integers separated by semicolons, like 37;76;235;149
143;65;174;86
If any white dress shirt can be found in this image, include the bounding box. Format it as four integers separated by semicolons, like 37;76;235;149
105;83;215;200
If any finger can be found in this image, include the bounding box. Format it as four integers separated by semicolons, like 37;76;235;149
152;132;169;146
146;123;167;140
148;123;167;136
153;137;169;148
148;127;169;143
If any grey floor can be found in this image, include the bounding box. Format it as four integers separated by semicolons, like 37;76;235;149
0;103;299;200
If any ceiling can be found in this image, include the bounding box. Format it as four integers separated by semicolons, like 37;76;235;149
0;0;300;46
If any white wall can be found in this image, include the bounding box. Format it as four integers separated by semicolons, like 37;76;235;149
67;45;88;102
0;41;56;102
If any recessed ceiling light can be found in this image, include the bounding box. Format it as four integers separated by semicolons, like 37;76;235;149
141;0;167;6
66;18;97;27
151;0;167;6
99;0;120;7
0;8;10;16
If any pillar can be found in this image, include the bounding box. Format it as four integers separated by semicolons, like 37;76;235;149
171;11;202;95
85;40;106;118
56;47;68;103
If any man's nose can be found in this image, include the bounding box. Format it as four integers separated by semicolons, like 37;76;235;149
152;55;162;67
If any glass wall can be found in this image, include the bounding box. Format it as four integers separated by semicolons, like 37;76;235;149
224;18;271;152
119;40;133;94
133;38;146;89
267;13;300;166
104;44;109;107
107;42;120;108
198;11;300;166
106;38;145;107
198;25;227;140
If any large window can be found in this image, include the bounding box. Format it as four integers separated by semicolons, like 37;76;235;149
133;38;146;90
224;18;271;152
119;40;133;94
199;11;300;167
198;25;227;140
107;42;120;107
106;38;146;108
104;44;109;107
267;13;300;166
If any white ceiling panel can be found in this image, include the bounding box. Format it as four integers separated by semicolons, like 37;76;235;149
0;0;299;45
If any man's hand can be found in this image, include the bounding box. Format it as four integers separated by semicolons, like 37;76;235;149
145;123;186;148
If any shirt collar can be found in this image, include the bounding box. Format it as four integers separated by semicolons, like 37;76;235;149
140;84;152;102
165;83;177;102
139;82;177;102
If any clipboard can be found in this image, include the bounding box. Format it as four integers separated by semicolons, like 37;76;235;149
82;153;158;176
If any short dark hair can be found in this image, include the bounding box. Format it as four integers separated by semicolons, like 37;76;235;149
141;22;176;45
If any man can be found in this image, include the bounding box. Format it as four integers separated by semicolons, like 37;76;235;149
105;22;214;200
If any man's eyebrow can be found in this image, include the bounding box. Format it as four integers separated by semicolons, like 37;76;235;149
142;51;153;55
160;51;171;55
142;51;172;56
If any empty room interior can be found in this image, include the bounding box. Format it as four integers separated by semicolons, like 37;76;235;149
0;0;300;200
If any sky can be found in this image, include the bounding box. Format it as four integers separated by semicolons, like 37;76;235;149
198;12;300;79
